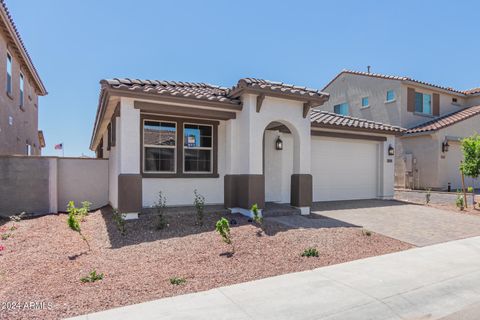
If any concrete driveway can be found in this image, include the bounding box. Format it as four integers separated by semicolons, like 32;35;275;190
310;200;480;246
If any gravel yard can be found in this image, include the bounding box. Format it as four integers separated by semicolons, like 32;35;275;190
0;208;412;320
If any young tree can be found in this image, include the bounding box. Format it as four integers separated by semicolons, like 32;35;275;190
460;134;480;207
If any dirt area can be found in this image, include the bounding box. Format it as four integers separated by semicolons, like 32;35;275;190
0;208;412;320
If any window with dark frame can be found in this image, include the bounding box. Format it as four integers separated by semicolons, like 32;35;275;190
415;92;432;115
143;120;176;173
19;73;24;108
6;52;12;95
183;123;213;173
107;123;112;151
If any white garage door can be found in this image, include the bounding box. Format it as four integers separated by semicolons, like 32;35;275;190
312;136;379;201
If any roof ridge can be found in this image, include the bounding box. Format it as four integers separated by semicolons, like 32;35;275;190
406;105;480;134
323;69;477;96
315;110;404;130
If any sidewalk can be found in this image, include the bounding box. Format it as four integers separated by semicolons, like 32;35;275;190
69;236;480;320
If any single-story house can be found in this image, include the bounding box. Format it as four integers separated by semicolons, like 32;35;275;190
90;78;403;215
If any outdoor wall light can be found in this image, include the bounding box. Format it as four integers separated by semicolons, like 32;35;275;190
275;136;283;150
388;145;395;156
442;141;450;153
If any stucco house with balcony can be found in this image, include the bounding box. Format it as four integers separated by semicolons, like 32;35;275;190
90;78;402;216
0;0;47;155
318;70;480;190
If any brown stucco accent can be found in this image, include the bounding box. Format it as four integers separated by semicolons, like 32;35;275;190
118;174;142;213
291;174;312;207
311;130;387;141
224;174;265;209
433;93;440;116
407;87;415;113
256;94;265;113
140;114;219;178
134;101;236;120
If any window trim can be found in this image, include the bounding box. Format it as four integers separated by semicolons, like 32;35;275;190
142;119;177;174
183;122;214;174
140;115;219;178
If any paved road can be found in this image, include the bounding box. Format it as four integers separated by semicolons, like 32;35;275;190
310;199;480;246
69;236;480;320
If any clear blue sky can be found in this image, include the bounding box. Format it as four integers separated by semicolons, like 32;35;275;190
8;0;480;156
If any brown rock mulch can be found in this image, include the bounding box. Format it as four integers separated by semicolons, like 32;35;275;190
0;208;412;320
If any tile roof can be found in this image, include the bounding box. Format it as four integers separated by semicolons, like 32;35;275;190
101;78;241;105
0;0;46;95
464;87;480;95
310;111;405;134
323;70;477;96
230;78;329;101
406;105;480;134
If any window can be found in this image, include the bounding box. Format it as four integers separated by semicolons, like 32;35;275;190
184;124;213;173
19;73;24;107
6;52;12;95
361;97;369;108
386;90;395;102
452;97;458;104
143;120;176;172
333;103;349;115
415;92;432;115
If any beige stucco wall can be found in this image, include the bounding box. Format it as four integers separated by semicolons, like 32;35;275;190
57;158;109;211
318;73;403;126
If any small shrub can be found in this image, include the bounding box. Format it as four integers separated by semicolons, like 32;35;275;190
78;201;92;219
67;201;91;251
169;277;186;285
362;229;372;236
1;233;12;240
155;191;168;230
9;224;17;231
216;217;234;252
425;188;431;205
194;189;205;226
9;212;25;222
456;191;465;210
112;209;126;236
301;247;319;257
80;270;104;283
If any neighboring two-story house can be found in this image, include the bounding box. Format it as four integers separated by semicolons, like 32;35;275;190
318;70;480;190
0;0;47;155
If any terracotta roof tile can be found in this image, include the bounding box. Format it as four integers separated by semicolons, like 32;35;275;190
232;78;328;100
323;70;477;96
101;78;241;105
310;111;405;134
406;105;480;134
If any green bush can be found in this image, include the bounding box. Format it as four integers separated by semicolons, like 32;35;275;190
155;191;168;230
169;277;186;285
301;247;319;257
194;189;205;226
67;201;91;251
456;191;465;210
80;270;104;283
112;209;126;236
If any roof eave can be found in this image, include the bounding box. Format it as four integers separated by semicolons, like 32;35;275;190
0;3;47;95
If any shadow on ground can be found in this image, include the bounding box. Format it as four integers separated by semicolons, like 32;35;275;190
311;199;415;212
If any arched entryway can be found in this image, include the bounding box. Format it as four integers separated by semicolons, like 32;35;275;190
263;121;295;203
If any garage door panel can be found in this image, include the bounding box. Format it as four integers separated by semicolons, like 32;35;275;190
312;137;378;202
